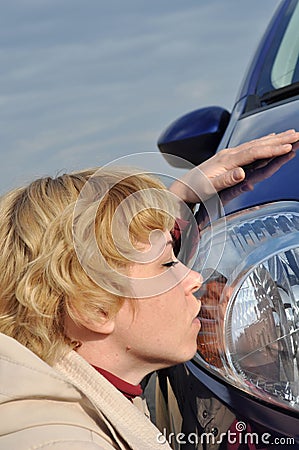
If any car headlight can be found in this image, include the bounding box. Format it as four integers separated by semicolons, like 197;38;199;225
193;201;299;413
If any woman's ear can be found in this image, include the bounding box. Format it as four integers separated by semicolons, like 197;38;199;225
67;306;116;336
79;312;116;335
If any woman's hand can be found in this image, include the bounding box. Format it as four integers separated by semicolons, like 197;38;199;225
169;129;299;203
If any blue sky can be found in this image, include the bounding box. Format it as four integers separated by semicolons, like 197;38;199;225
1;0;281;193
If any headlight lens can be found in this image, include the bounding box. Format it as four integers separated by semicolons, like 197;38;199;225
193;201;299;412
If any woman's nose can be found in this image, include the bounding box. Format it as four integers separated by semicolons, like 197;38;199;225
188;268;203;294
178;262;203;294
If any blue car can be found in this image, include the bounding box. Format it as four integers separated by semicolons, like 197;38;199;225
158;0;299;447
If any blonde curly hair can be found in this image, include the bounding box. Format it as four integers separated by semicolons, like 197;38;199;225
0;167;176;364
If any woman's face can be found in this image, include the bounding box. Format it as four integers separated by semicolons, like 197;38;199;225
113;230;203;371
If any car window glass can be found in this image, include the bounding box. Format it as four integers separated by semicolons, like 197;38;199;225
256;0;299;100
271;2;299;89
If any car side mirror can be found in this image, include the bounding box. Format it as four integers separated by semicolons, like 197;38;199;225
157;106;230;167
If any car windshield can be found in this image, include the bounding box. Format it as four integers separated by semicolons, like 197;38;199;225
256;0;299;100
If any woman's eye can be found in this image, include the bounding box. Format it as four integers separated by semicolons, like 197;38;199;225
162;260;179;268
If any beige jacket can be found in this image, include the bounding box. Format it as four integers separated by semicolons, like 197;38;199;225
0;333;171;450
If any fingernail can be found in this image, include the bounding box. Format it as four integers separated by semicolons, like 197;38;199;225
233;168;244;181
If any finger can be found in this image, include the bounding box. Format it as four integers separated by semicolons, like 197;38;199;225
244;129;298;145
292;140;299;152
257;129;296;141
261;129;299;145
228;141;295;168
246;142;294;161
230;130;299;155
212;167;245;191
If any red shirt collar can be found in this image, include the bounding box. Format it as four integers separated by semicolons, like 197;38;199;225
92;366;143;400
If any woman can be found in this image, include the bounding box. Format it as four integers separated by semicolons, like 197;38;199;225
0;131;298;450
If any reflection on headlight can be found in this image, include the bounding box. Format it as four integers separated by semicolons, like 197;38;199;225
228;256;299;408
197;272;227;368
194;201;299;413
